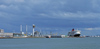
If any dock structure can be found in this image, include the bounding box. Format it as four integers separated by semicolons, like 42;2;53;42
45;35;65;38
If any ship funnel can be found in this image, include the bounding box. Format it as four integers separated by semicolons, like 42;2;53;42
72;28;74;31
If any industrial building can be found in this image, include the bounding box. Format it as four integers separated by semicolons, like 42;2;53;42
0;29;13;37
34;31;40;37
0;29;23;38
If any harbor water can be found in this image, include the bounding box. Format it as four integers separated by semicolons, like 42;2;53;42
0;37;100;49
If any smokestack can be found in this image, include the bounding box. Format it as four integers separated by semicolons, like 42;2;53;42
72;28;74;31
26;25;27;35
20;25;22;34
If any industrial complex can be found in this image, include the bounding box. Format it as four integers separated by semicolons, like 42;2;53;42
0;24;66;38
1;24;99;39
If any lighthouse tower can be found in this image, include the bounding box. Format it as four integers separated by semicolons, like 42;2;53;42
33;24;35;36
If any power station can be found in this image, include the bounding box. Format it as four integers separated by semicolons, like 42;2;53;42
0;24;66;38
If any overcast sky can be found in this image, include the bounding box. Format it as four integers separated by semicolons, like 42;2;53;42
0;0;100;36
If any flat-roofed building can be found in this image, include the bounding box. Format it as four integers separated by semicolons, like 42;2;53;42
0;29;24;38
0;33;13;37
0;29;4;33
0;29;13;37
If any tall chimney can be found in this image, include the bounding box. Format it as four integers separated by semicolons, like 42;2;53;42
20;25;22;34
26;25;27;35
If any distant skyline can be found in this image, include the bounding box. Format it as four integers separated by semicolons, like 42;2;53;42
0;0;100;36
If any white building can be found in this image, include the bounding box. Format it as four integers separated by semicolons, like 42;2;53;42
0;29;13;37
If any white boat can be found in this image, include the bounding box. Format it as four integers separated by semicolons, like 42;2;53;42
68;29;81;37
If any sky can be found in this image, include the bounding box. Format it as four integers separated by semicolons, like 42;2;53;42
0;0;100;36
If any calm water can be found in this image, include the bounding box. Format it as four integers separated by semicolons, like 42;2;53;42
0;37;100;49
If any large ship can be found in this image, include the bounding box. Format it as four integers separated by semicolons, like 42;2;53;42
68;29;81;37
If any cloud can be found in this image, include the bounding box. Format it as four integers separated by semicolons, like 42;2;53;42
0;0;100;35
85;27;100;30
0;0;24;4
85;28;93;30
0;5;7;8
0;0;100;18
45;11;100;19
92;0;100;9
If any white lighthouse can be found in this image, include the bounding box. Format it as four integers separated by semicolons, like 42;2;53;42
33;24;35;36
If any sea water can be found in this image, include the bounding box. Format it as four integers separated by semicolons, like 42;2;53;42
0;37;100;49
